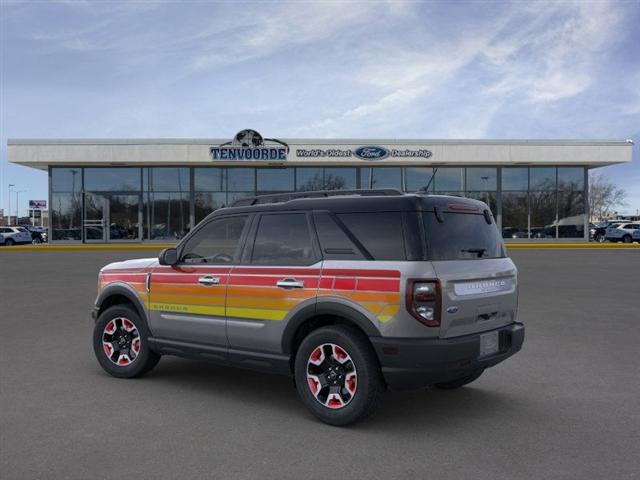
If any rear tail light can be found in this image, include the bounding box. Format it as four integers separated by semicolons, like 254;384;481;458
406;280;441;327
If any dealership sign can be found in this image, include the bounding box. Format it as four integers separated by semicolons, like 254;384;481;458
211;129;289;161
29;200;47;209
296;146;433;160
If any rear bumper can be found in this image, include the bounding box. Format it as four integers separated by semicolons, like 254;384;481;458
370;323;525;390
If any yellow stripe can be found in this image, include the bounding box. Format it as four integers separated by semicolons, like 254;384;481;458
150;302;225;316
226;307;288;321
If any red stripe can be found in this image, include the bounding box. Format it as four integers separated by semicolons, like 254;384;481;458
322;269;400;278
334;278;356;290
152;273;229;285
356;278;400;292
231;267;322;276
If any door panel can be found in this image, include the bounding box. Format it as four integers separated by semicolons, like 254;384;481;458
226;266;322;353
84;193;106;242
148;265;230;346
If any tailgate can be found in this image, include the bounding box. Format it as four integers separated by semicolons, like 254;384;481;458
431;258;517;338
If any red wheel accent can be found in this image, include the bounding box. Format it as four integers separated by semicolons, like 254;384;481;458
345;373;357;394
104;320;116;334
103;343;114;357
307;377;320;394
310;347;323;364
131;338;141;354
122;319;135;332
117;355;131;366
333;345;348;362
327;394;345;409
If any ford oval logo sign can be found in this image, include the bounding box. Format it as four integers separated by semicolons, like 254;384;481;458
354;146;389;160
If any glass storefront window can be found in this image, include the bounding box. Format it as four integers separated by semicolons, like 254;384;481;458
51;168;82;193
558;167;584;190
195;192;227;224
557;191;585;238
501;192;528;239
362;167;402;189
51;192;82;240
502;168;528;191
195;168;225;191
324;168;356;190
466;168;497;191
84;168;141;191
296;168;324;191
405;167;435;192
435;168;464;193
256;168;294;193
227;191;255;207
466;191;497;216
145;192;190;240
530;190;556;238
227;168;255;191
145;168;189;192
529;168;556;191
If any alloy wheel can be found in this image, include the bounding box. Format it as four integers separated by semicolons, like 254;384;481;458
102;317;141;366
306;343;357;409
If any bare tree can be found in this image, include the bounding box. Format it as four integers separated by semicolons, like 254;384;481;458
589;172;627;221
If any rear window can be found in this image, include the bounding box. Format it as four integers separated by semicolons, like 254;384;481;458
424;212;504;260
336;212;406;261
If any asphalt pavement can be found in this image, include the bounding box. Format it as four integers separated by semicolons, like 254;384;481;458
1;249;639;480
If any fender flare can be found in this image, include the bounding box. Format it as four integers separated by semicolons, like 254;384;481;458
281;301;382;354
94;283;148;324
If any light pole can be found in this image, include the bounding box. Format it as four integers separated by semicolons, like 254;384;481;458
8;184;15;225
15;190;26;224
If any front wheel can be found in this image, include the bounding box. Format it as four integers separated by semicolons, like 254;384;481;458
595;233;605;243
5;238;14;246
434;369;484;389
294;325;384;426
93;305;160;378
32;237;42;244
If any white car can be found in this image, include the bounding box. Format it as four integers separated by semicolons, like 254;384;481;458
0;226;32;246
632;229;640;243
605;223;640;243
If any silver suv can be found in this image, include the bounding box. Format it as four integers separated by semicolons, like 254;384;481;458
92;190;524;425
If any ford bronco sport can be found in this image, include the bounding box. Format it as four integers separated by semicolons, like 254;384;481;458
92;189;524;425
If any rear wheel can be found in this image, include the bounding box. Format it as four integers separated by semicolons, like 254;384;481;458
32;237;42;244
434;369;484;389
595;233;605;243
294;325;383;426
622;234;632;243
93;305;160;378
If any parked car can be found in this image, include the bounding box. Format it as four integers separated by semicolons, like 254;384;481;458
632;229;640;243
20;225;48;244
605;223;640;243
0;226;32;246
0;232;4;245
91;190;524;426
591;220;626;242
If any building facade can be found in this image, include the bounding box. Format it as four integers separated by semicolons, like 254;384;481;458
7;131;633;243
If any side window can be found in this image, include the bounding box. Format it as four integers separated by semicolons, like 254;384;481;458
313;212;365;260
336;212;406;260
180;216;248;264
251;213;317;265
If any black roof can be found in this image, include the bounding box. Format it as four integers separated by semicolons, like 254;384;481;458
209;190;490;217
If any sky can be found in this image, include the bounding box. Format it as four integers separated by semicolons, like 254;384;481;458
1;0;639;217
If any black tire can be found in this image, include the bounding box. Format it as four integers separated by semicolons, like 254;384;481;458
294;325;384;426
622;235;632;243
93;305;160;378
595;233;605;243
5;238;14;246
32;237;42;245
434;369;484;389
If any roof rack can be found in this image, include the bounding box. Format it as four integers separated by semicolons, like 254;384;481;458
230;189;403;207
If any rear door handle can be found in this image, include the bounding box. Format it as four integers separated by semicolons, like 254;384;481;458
276;278;304;289
198;276;220;286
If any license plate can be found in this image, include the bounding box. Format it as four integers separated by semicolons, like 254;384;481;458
480;331;499;357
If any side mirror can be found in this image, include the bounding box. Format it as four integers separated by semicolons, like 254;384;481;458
158;247;178;266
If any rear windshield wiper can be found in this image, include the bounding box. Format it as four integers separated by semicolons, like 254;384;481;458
461;248;487;258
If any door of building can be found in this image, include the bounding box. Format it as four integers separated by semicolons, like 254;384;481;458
84;193;142;242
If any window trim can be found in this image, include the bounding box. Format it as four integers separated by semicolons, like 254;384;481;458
243;211;322;266
176;213;251;265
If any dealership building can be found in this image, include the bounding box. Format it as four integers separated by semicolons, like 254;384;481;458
7;131;633;243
